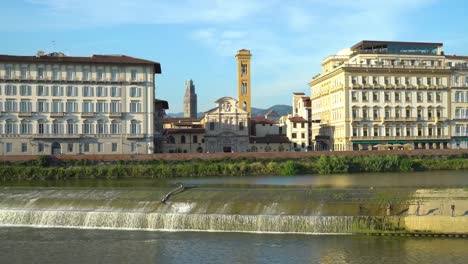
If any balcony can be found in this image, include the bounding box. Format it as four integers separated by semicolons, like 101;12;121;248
18;112;33;117
50;112;64;118
351;135;451;141
109;112;122;118
126;133;145;139
343;63;450;70
30;133;81;139
81;112;96;118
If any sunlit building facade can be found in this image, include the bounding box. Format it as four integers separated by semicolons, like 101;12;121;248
0;52;161;155
310;41;451;151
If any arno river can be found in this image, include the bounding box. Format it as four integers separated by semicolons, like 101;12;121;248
0;227;467;264
0;170;467;263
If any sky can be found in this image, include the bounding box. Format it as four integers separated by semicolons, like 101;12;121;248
2;0;468;113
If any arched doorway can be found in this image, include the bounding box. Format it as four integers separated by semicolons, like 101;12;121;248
51;142;61;155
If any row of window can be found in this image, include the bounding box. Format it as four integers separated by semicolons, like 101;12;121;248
208;122;245;131
0;120;142;135
454;91;468;102
2;142;140;154
352;126;446;137
0;100;141;113
167;135;204;144
351;91;443;103
292;123;306;129
2;67;140;82
454;125;468;136
454;108;468;119
351;107;445;119
291;132;306;139
0;85;142;98
350;76;448;86
353;58;443;67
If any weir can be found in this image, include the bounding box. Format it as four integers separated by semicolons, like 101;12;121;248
0;187;465;234
0;209;401;234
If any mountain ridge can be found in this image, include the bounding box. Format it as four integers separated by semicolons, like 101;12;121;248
166;104;292;118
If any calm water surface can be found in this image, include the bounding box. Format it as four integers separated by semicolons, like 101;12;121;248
0;227;466;264
2;170;467;189
172;170;468;188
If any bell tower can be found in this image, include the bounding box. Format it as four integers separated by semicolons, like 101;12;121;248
236;49;252;116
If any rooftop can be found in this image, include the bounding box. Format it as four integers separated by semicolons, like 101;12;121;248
0;53;161;73
350;40;443;56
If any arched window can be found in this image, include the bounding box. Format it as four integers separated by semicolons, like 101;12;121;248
37;119;46;134
83;120;93;134
110;120;121;134
168;136;175;144
52;120;62;135
20;119;31;134
97;119;107;134
5;119;16;134
181;135;186;144
130;120;141;134
67;119;75;134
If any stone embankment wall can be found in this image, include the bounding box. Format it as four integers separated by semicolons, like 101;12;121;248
1;149;467;162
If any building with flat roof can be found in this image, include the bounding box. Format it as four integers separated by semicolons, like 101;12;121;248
310;40;451;151
0;52;161;155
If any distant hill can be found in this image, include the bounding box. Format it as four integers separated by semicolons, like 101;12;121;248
165;112;204;119
166;105;292;119
251;105;292;117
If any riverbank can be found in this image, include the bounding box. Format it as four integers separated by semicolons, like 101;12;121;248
0;153;467;180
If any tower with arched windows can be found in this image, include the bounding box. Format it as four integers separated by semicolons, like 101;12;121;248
236;49;252;117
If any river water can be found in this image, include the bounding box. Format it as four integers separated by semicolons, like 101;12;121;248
1;170;467;263
1;227;467;264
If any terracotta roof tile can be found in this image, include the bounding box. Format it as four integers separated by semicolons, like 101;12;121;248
0;54;161;73
250;116;277;125
288;116;308;123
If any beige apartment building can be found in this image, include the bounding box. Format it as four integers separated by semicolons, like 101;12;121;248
0;52;161;155
162;117;205;153
446;56;468;149
310;40;452;151
279;92;312;151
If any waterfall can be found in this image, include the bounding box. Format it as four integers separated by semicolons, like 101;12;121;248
0;188;403;234
0;209;400;234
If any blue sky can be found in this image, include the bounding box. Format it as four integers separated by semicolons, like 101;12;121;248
2;0;468;113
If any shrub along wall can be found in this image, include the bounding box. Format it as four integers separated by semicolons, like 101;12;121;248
0;154;467;181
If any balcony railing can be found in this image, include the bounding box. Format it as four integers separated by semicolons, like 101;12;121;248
0;75;148;84
126;133;145;139
18;112;33;117
343;63;449;70
50;112;64;118
109;112;123;118
351;135;451;141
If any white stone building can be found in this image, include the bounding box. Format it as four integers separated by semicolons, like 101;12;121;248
279;92;312;151
203;97;249;153
0;52;161;155
446;55;468;149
